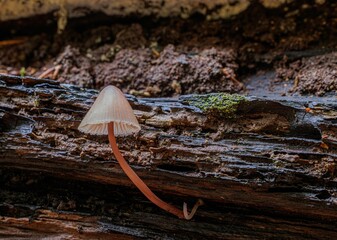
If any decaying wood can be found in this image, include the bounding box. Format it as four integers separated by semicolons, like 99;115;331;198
1;74;337;239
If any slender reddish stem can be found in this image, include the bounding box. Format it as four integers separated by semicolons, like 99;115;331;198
183;199;204;220
108;122;185;219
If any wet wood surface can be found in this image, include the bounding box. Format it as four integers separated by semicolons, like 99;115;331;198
1;74;337;239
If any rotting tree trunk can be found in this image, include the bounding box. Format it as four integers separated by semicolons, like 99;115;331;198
1;74;337;239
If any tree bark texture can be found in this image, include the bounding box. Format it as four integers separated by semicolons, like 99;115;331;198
1;74;337;239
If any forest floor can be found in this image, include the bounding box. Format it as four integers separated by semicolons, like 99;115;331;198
0;1;336;98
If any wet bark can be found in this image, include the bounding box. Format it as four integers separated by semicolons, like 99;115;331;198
1;74;337;239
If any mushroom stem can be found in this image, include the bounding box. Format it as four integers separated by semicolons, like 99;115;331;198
108;122;186;219
183;199;204;220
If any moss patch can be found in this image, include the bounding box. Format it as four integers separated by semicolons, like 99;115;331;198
186;93;246;118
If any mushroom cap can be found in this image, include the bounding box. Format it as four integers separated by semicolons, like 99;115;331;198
78;85;141;136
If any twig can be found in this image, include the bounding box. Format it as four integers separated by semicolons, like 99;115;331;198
38;65;62;79
52;65;62;79
0;38;26;47
222;68;245;90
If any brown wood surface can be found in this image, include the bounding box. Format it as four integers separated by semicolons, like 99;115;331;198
1;74;337;239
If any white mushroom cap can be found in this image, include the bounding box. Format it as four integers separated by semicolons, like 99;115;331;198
78;85;141;136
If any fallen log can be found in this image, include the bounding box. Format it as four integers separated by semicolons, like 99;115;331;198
1;74;337;239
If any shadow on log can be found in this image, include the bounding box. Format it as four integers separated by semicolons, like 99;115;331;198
1;74;337;239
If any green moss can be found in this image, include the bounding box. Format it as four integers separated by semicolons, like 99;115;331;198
187;93;246;118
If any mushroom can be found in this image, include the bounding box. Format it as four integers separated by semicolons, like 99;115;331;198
78;85;203;219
